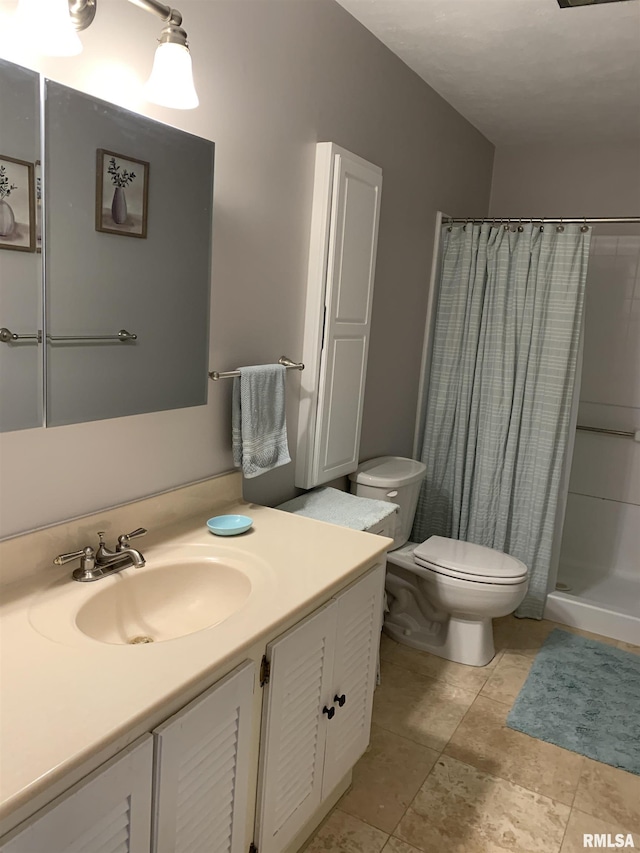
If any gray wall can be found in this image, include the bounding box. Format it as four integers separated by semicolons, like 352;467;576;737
490;140;640;216
0;0;494;537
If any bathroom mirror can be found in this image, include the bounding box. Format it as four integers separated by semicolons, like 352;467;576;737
45;81;214;426
0;58;42;432
0;59;214;430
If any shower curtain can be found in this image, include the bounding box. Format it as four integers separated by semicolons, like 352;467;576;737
413;222;591;618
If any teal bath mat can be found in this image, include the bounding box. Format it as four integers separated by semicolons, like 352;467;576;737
507;629;640;776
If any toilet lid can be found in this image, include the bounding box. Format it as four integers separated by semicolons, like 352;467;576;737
413;536;528;583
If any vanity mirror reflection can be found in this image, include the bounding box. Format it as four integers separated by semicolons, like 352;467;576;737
0;58;215;432
0;58;42;432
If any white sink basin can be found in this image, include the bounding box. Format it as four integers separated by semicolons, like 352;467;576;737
29;547;272;647
75;559;252;644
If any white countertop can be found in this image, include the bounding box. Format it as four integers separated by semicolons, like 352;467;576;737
0;498;389;828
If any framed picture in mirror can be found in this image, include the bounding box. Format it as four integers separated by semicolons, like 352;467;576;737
0;154;35;252
95;148;149;238
35;159;42;252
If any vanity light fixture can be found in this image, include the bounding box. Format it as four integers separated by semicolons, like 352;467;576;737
143;22;199;110
15;0;83;56
16;0;199;109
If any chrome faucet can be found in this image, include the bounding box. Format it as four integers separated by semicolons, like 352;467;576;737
96;529;146;569
54;528;147;582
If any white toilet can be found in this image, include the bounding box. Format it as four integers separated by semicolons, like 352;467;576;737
350;456;529;667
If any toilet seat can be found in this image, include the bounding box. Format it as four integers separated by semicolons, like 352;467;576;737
413;536;528;586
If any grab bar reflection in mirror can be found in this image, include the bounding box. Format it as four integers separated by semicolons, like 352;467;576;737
0;328;137;344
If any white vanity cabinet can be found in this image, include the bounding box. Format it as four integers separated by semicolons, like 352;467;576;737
151;660;255;853
0;736;154;853
0;663;255;853
255;564;384;853
0;564;385;853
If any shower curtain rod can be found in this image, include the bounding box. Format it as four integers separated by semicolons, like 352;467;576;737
444;216;640;224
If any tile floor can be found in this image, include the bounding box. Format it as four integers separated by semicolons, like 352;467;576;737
301;616;640;853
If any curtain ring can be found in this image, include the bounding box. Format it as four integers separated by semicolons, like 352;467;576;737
518;219;524;232
556;218;565;233
581;218;589;233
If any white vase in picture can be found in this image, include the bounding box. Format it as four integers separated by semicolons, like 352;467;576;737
0;199;16;237
111;187;127;225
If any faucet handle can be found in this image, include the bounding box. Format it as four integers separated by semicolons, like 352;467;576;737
54;546;95;566
117;527;147;548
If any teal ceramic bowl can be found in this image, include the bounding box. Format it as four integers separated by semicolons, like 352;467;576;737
206;515;253;536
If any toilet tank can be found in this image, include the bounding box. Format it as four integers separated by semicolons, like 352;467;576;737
349;456;427;550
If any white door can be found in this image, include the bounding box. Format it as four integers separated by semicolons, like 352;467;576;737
296;143;383;489
322;565;385;798
313;151;382;486
0;736;153;853
152;661;255;853
255;602;337;853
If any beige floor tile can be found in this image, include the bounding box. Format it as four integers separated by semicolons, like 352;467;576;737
382;839;422;853
491;616;515;655
373;660;478;751
480;650;535;705
561;625;619;647
379;633;498;695
618;641;640;655
444;694;584;805
493;616;618;655
395;754;570;853
339;724;439;833
303;810;388;853
573;758;640;833
492;615;557;653
560;809;640;852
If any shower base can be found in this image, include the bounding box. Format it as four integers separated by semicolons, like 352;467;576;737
544;565;639;645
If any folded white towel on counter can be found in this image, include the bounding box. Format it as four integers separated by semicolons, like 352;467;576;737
232;364;291;478
277;486;398;531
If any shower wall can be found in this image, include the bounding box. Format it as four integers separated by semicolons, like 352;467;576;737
558;233;640;604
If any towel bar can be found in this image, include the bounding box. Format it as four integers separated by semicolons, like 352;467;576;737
209;355;304;381
0;327;42;343
1;328;136;344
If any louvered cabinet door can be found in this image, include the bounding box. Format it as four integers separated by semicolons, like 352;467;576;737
255;602;338;853
152;661;254;853
0;736;153;853
322;565;385;799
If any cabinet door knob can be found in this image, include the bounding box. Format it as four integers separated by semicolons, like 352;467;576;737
322;705;335;720
334;694;346;707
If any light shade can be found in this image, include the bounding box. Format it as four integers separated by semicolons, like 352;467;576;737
144;42;199;110
15;0;82;56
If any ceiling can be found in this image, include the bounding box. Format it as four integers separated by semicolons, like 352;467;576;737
334;0;640;145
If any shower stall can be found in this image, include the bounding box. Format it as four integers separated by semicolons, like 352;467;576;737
416;215;640;644
545;223;640;645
